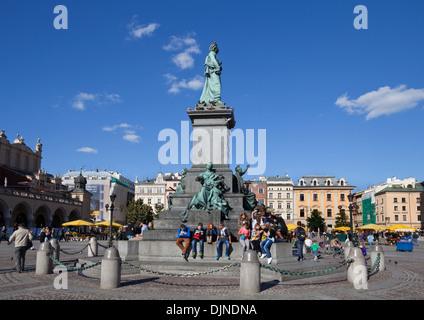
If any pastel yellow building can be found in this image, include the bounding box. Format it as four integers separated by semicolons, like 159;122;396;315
293;175;355;229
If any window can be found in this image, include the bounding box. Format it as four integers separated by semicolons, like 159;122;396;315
269;193;273;199
418;215;422;222
417;198;421;203
258;199;265;205
403;215;407;221
327;193;332;201
278;193;281;199
313;193;318;202
157;198;161;204
313;180;317;186
287;193;291;199
258;188;264;194
287;214;291;220
340;194;345;201
418;206;421;211
327;209;332;217
300;180;304;186
147;198;152;205
402;198;406;203
269;202;274;208
402;206;407;211
340;180;345;186
300;208;305;218
278;203;282;209
394;206;398;211
394;198;398;203
287;203;291;209
395;215;399;221
300;194;305;201
326;180;331;186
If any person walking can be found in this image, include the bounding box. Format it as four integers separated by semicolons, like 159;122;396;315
8;223;33;273
39;227;47;243
0;226;7;243
367;233;374;250
294;221;306;262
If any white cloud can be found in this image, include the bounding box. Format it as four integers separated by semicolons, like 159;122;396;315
165;74;204;94
102;123;141;143
77;147;98;154
123;133;141;143
102;123;131;132
72;92;122;111
335;85;424;120
164;33;200;70
127;16;160;40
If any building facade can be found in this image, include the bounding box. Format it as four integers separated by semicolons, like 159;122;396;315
134;172;166;214
61;170;134;224
0;130;91;233
266;176;294;221
293;175;355;229
374;180;423;229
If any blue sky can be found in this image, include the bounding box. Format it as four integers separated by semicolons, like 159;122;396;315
1;0;423;191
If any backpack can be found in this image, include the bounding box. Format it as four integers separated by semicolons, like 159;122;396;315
279;218;288;236
297;227;306;242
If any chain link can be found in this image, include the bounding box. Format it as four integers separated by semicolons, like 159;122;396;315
59;244;90;255
260;258;353;277
121;260;240;278
47;253;102;271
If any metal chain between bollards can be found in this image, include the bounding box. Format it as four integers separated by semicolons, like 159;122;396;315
260;258;354;277
46;253;102;271
121;259;241;277
59;243;90;255
369;253;381;273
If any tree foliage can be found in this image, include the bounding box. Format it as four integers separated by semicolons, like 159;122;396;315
306;209;326;231
335;209;350;228
126;199;154;224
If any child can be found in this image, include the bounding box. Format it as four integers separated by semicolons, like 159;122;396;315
215;222;232;260
191;222;204;259
205;222;217;244
250;224;262;255
311;239;319;260
238;223;251;260
359;241;367;263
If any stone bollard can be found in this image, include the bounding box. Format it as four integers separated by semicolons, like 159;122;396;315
50;239;60;261
101;246;121;289
347;247;368;289
36;242;53;275
370;244;385;272
344;240;354;260
240;250;261;294
88;237;98;257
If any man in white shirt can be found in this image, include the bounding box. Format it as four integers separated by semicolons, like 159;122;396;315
8;223;33;273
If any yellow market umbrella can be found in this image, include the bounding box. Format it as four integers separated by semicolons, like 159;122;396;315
62;220;94;227
355;224;385;231
286;223;307;231
387;224;417;232
333;226;351;232
94;221;123;228
90;211;100;216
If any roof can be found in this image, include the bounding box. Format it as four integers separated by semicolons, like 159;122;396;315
296;175;351;187
375;183;424;195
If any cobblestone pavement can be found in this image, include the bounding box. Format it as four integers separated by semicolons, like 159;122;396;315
1;240;423;301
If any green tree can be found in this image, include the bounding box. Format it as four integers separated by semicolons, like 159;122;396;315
335;209;350;228
306;209;326;232
126;199;154;224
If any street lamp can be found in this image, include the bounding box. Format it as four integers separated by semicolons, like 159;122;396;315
348;192;359;238
105;193;116;248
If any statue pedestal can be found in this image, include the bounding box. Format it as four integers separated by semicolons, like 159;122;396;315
144;105;256;241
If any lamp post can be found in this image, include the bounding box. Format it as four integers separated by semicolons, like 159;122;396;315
105;193;116;248
348;192;359;238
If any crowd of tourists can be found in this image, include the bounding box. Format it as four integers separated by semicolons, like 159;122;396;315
174;204;308;265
